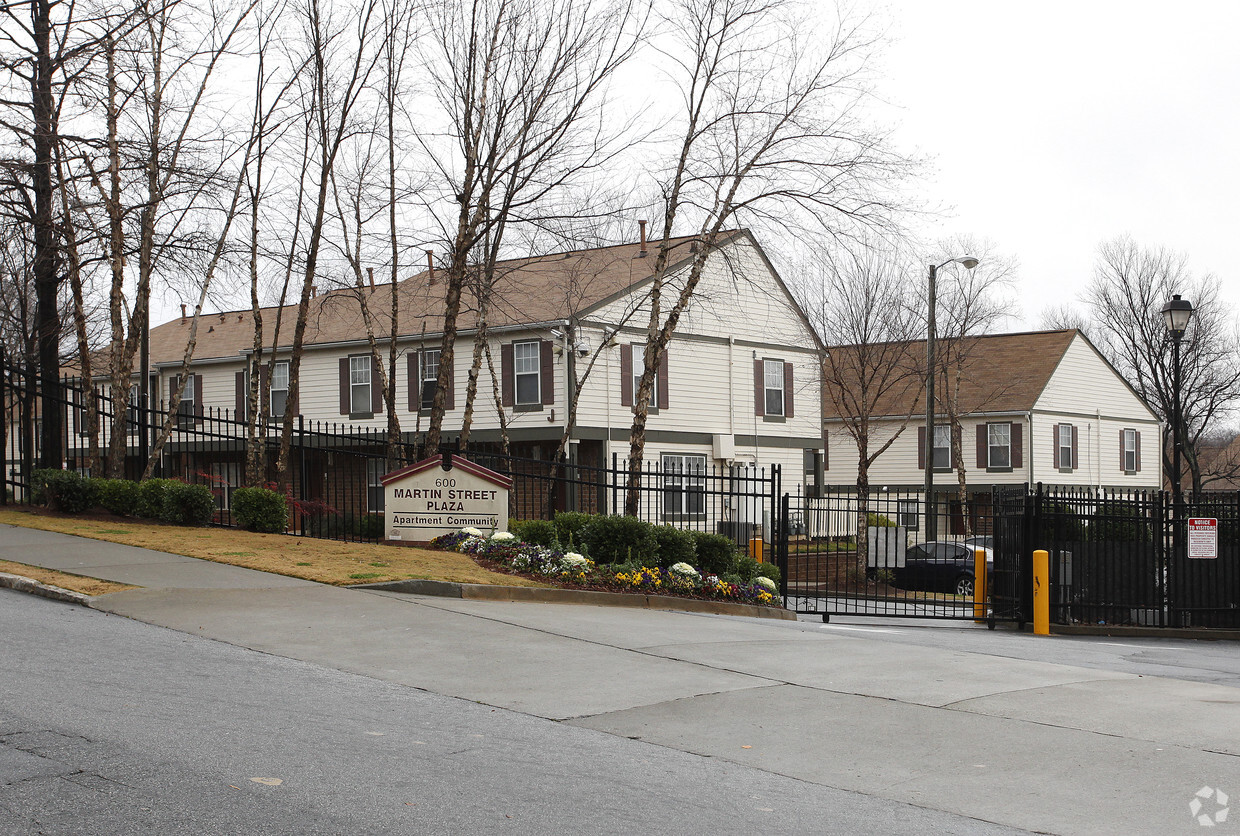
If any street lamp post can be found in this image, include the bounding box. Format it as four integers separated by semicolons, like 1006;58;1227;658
1161;294;1193;508
924;256;979;542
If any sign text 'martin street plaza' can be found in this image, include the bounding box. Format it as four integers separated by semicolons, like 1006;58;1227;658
380;454;511;544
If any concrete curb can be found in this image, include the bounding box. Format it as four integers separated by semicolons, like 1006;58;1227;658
354;578;797;621
0;572;93;607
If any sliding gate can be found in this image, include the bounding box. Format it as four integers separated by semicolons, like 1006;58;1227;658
777;486;1002;622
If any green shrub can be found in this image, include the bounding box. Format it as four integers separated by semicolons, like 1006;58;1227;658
510;518;559;548
754;561;781;586
553;511;594;550
580;514;658;565
734;554;759;582
232;487;288;533
32;468;95;513
160;481;216;525
96;478;140;516
690;531;740;575
866;511;897;527
651;525;696;568
357;513;384;540
135;479;173;519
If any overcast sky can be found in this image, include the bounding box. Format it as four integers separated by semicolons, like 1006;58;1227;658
875;0;1240;330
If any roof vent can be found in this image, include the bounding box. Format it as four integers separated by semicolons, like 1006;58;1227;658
638;219;648;257
426;249;435;285
180;304;187;323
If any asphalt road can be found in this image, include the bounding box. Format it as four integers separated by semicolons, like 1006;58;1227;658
0;591;1026;836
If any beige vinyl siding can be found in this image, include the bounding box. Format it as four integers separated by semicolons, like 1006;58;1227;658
1034;335;1157;419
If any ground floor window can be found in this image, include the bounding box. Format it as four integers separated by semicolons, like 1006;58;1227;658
211;461;241;511
661;453;706;518
367;459;386;513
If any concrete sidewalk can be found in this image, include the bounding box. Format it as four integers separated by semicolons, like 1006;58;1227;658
4;523;1238;834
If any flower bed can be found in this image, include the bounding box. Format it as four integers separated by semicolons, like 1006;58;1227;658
431;528;781;608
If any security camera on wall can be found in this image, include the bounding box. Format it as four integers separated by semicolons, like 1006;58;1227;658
574;340;590;356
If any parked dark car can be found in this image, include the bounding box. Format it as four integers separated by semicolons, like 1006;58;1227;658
894;541;989;597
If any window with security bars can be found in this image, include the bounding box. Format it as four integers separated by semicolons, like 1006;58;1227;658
661;454;707;518
367;459;385;512
176;375;196;428
349;356;371;414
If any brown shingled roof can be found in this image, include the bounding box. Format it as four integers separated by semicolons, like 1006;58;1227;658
148;233;718;365
822;329;1079;419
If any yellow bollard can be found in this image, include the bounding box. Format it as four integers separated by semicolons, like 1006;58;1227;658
973;548;987;623
1033;549;1049;635
749;538;764;563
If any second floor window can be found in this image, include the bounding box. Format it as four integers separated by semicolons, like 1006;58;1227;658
177;375;196;427
1123;428;1139;473
988;422;1011;469
514;340;541;405
349;356;371;414
270;361;289;418
420;349;440;410
932;425;951;469
1058;423;1073;470
764;359;785;416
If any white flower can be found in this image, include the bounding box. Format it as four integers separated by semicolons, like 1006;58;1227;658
754;576;777;594
669;562;700;579
561;553;588;568
490;531;516;541
460;527;483;537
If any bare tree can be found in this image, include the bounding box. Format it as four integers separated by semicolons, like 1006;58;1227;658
810;244;922;564
417;0;643;452
625;0;908;514
275;0;381;488
1085;236;1240;494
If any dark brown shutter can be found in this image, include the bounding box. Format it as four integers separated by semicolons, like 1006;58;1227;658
976;424;987;469
1119;429;1126;471
917;425;926;469
235;370;246;418
783;361;793;418
1071;425;1079;469
72;382;82;434
657;350;670;410
1052;423;1060;469
754;359;764;416
444;352;455;410
414;347;424;409
193;374;204;423
371;358;383;413
1011;422;1023;468
339;357;350;414
501;343;514;407
540;340;554;405
620;344;633;407
1135;431;1141;471
823;436;829;470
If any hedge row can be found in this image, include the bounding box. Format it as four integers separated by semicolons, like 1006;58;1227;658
31;469;218;526
507;511;780;586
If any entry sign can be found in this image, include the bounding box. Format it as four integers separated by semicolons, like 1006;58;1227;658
1187;517;1218;560
381;454;511;544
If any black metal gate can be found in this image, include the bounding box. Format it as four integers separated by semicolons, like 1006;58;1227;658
775;485;995;622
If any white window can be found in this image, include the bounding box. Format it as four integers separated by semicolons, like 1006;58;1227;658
764;359;784;416
662;454;707;518
211;461;241;511
898;499;920;530
420;349;440;410
367;459;385;512
349;355;371;414
633;344;657;408
932;425;951;469
514;341;540;405
1058;424;1073;470
126;385;141;432
270;361;289;418
988;422;1011;469
177;375;196;426
1124;429;1138;472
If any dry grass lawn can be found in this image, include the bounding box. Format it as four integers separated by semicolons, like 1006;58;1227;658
0;507;549;588
0;559;138;596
